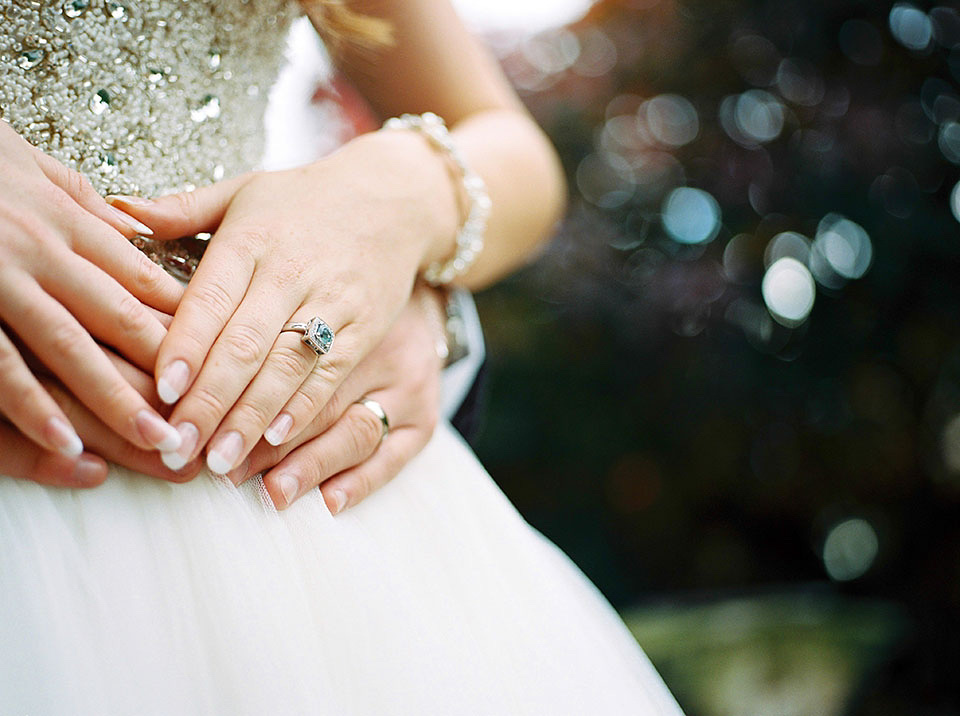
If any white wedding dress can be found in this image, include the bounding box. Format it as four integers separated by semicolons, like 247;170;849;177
0;1;682;713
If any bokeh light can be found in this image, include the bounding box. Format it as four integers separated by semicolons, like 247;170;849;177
720;90;785;146
765;231;811;267
761;257;816;326
576;152;634;209
811;214;873;281
889;3;934;52
642;94;699;147
951;179;960;223
822;518;880;582
661;187;721;245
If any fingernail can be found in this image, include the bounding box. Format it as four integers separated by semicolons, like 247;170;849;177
264;412;293;446
46;416;83;458
106;194;154;207
331;489;347;515
107;205;154;236
160;422;198;471
72;454;106;485
207;431;243;475
157;360;190;405
277;473;299;508
136;410;182;452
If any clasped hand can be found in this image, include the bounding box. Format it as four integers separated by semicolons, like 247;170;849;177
1;126;450;511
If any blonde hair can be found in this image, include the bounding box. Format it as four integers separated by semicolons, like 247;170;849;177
298;1;393;52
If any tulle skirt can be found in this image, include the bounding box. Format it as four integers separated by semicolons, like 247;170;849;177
0;423;681;715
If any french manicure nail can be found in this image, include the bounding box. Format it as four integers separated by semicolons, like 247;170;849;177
207;431;243;475
46;415;83;458
161;422;198;471
107;205;154;236
106;194;153;207
264;412;293;446
136;410;182;452
157;360;190;404
277;474;299;508
72;454;106;485
331;489;347;515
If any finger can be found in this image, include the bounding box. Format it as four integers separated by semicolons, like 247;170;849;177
41;378;203;484
38;249;168;372
161;276;306;473
29;174;185;314
318;426;429;515
32;151;156;239
204;331;318;475
0;275;181;452
63;209;185;316
261;323;363;450
0;420;107;488
260;399;387;509
0;325;84;458
152;235;258;408
105;173;254;240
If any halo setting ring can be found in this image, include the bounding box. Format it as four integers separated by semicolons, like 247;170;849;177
281;317;335;357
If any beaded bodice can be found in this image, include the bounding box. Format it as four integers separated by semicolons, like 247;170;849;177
0;0;298;198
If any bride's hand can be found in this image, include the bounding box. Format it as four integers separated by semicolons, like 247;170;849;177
109;129;458;475
0;123;186;458
225;283;445;513
0;285;444;507
0;353;205;487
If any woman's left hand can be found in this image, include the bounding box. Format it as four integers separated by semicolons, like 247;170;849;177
109;130;458;475
226;282;444;513
0;284;444;514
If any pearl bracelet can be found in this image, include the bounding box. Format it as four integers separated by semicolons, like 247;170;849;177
382;112;491;285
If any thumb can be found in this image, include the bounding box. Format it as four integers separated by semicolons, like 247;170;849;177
105;173;255;240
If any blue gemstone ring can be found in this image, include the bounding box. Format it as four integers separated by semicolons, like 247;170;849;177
282;317;335;357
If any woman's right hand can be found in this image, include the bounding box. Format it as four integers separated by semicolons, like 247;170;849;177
0;122;185;458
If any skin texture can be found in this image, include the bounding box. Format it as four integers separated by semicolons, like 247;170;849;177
0;284;444;513
0;0;565;510
0;122;184;465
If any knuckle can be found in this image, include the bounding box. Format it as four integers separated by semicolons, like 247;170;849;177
350;409;382;457
229;400;274;434
220;322;269;366
183;384;230;424
48;322;90;365
171;188;200;220
61;166;94;201
270;257;304;289
189;280;235;320
269;344;312;383
113;292;150;336
132;252;169;300
223;227;268;261
291;365;339;423
295;449;329;486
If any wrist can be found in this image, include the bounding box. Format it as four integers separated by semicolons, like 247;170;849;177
380;113;490;285
339;129;460;272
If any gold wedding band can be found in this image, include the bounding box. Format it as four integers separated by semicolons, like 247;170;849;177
356;397;390;445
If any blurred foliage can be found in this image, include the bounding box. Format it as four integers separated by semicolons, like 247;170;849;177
472;0;960;711
625;592;905;716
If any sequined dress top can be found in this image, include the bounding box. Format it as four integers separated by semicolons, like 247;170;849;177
0;0;297;202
